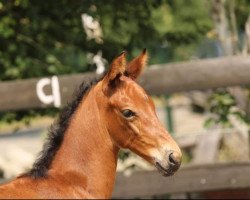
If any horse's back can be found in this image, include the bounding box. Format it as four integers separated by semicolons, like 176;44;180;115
0;176;92;199
0;178;38;199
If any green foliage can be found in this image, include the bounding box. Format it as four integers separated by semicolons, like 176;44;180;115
205;89;249;128
165;0;212;44
233;0;250;30
0;0;213;81
0;108;59;124
205;90;236;128
0;0;90;80
118;150;131;161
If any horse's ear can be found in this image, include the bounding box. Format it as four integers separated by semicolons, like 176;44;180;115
102;51;126;94
125;49;148;80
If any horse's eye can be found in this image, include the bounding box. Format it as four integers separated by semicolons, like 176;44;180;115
122;109;135;118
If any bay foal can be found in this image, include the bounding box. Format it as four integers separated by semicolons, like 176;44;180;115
0;50;181;199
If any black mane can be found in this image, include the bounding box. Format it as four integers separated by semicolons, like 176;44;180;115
22;75;103;179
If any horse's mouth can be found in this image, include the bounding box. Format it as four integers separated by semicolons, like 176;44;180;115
155;161;175;177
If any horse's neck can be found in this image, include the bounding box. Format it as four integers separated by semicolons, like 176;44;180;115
49;86;119;198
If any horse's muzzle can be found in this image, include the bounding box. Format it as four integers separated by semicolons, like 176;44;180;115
154;150;182;176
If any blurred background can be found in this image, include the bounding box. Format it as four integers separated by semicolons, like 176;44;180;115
0;0;250;199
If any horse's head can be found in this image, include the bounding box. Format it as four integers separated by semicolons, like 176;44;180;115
96;50;181;176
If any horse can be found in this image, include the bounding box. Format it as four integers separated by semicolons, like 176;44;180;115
0;50;182;199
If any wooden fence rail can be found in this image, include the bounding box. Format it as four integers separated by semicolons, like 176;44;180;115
0;56;250;112
112;162;250;198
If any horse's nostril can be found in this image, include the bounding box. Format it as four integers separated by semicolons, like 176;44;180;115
169;153;176;164
168;151;181;166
